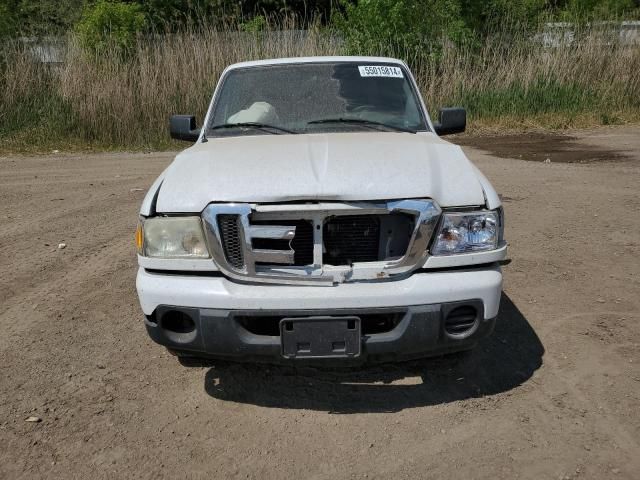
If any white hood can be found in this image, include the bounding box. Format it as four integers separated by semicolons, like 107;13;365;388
155;132;486;213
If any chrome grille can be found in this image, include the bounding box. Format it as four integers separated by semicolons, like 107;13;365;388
202;200;442;285
217;214;244;269
324;215;380;265
252;219;314;266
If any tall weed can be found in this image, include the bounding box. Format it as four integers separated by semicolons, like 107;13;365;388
0;18;638;151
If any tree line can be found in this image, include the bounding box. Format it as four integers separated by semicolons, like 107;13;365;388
2;0;639;38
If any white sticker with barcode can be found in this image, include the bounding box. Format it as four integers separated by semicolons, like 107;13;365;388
358;65;404;78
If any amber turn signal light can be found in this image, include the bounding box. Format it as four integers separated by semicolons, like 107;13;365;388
135;221;144;254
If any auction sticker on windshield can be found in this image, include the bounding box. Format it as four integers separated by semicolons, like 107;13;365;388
358;65;404;78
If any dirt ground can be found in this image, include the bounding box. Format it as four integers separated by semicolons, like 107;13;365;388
1;126;639;479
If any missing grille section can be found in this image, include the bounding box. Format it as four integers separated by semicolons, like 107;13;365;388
237;313;404;337
217;214;244;269
323;213;414;266
323;215;380;265
251;219;314;266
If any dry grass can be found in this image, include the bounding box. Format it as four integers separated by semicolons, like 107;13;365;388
57;22;341;149
412;23;640;129
1;20;639;152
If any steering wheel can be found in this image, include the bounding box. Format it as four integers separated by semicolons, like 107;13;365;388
350;104;378;114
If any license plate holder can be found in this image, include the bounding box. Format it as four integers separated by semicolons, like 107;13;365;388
280;316;361;359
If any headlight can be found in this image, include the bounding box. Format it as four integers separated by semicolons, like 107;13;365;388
431;210;502;255
138;216;209;258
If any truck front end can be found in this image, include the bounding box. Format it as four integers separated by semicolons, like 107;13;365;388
135;57;506;364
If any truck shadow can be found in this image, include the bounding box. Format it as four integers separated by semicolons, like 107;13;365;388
201;293;543;413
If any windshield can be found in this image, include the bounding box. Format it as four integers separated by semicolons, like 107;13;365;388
206;62;428;137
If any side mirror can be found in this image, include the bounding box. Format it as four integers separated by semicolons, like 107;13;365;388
433;107;466;136
170;115;201;142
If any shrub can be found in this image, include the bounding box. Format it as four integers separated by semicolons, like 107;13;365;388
75;0;146;56
240;15;268;33
0;4;14;38
333;0;472;59
559;0;639;20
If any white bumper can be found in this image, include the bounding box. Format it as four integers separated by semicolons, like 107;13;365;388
136;266;503;319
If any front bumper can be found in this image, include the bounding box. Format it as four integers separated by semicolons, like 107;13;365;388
137;266;502;316
137;265;502;364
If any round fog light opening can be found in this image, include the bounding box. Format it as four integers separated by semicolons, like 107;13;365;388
160;310;197;343
444;305;479;338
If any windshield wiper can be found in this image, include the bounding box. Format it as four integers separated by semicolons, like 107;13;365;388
209;122;296;135
306;117;416;134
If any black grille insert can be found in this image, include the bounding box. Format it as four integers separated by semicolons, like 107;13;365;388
217;215;244;269
323;215;381;265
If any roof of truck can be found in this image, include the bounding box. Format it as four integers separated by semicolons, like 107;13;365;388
226;56;406;70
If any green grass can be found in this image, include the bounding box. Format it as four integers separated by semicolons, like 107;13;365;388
458;77;597;119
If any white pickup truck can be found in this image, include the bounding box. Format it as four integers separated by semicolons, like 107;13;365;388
135;56;506;364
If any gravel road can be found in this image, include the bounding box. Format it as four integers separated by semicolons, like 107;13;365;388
1;126;639;479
